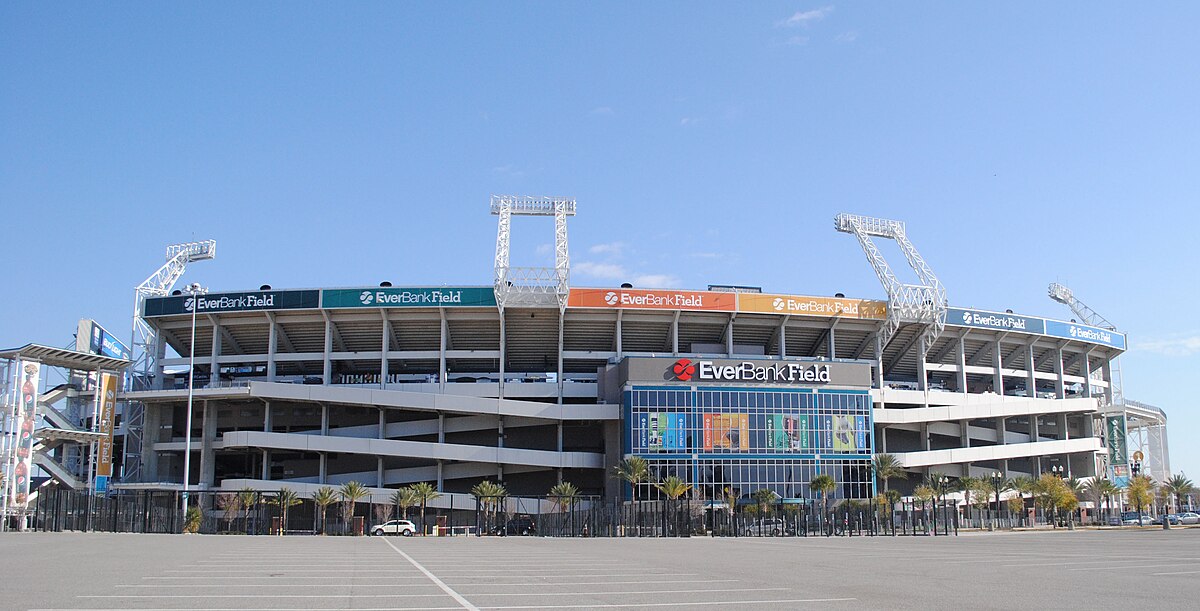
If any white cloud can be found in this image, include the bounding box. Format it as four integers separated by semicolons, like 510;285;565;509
784;36;810;46
590;106;614;116
689;252;721;259
836;30;859;43
632;274;683;289
1132;334;1200;357
778;6;834;28
535;243;553;256
490;164;525;178
574;261;627;280
589;242;626;256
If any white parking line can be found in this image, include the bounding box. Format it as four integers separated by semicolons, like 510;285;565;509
380;536;480;611
449;579;742;587
81;594;455;599
475;599;856;608
116;583;443;588
1151;570;1200;576
1069;562;1197;571
143;575;431;580
473;588;790;597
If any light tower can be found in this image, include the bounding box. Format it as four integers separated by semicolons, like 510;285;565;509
123;240;216;482
834;214;947;353
491;196;575;309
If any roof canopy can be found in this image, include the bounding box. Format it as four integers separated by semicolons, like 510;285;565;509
0;343;130;371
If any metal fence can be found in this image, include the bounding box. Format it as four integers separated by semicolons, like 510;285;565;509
20;489;970;538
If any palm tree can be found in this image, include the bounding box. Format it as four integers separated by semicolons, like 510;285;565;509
339;481;370;534
721;486;740;534
1083;478;1116;525
1163;474;1195;513
410;482;440;536
751;488;778;516
470;480;506;533
810;474;837;528
393;486;420;522
549;481;581;511
612;457;649;504
872;454;907;493
237;487;259;534
269;488;303;533
311;486;338;534
913;485;935;532
956;476;981;525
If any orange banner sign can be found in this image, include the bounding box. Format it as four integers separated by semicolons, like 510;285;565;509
738;293;887;319
567;288;736;312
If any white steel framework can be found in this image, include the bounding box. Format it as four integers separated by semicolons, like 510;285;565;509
834;214;947;352
491;196;575;310
1048;282;1123;405
125;240;215;482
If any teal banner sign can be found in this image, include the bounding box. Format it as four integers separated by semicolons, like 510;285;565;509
1106;415;1128;465
322;287;497;308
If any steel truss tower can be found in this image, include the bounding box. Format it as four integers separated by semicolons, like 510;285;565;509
491;196;575;310
1048;282;1122;405
123;240;215;481
834;214;947;352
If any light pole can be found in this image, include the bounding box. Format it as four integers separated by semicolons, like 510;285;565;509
991;471;1003;531
1050;465;1066;528
181;283;206;529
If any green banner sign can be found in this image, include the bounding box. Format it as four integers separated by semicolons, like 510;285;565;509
321;287;497;309
1106;415;1128;465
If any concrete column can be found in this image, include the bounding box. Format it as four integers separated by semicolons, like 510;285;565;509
1060;413;1069;441
380;313;390;389
992;339;1003;395
1055;347;1066;399
1030;415;1040;442
1026;343;1037;399
378;408;386;439
209;319;221;389
200;401;216;489
436;460;444;492
957;336;968;393
828;326;837;360
557;422;564;452
143;403;162;479
263;401;272;433
498;314;506;399
725;316;734;356
261;449;270;481
498;416;505;447
322;317;333;384
438;310;447;392
152;331;167;390
319;453;327;484
376;457;384;487
874;334;884;393
778;319;787;358
917;333;929;392
557;313;565;404
1081;351;1093;398
1101;360;1113;405
997;417;1007;445
960;419;970;448
437;413;445;444
320;403;329;435
921;423;931;451
879;426;888;453
615;310;623;359
671;310;679;355
267;314;278;382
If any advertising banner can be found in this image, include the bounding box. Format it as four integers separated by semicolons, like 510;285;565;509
947;307;1046;334
96;372;118;478
568;288;736;312
1044;320;1126;350
832;415;857;452
144;290;320;316
823;415;834;452
11;360;40;507
646;412;687;451
322;287;497;309
637;412;649;451
738;294;887;320
703;413;749;450
854;415;868;451
76;319;131;361
797;415;810;451
767;414;804;451
1106;415;1128;465
1111;465;1130;488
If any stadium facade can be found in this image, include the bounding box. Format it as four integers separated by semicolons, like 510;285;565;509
90;200;1136;511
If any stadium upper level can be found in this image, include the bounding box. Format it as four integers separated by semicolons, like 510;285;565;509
137;284;1125;402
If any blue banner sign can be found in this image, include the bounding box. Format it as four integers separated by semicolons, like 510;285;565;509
1044;320;1126;350
947;307;1046;334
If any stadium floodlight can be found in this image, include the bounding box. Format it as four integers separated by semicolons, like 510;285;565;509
124;239;216;482
1047;282;1123;406
491;196;575;310
834;214;947;352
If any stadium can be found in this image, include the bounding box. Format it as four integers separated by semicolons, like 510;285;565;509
4;197;1166;526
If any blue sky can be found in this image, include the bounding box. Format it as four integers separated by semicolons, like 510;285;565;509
2;3;1197;477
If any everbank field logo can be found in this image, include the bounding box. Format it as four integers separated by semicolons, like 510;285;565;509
604;291;619;305
671;358;696;381
668;359;831;384
184;293;277;312
359;291;375;305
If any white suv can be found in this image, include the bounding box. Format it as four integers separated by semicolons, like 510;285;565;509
372;520;417;536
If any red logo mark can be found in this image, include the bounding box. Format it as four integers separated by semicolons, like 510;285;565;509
672;358;696;381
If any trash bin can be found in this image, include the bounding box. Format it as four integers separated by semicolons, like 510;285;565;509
352;516;365;536
437;515;448;536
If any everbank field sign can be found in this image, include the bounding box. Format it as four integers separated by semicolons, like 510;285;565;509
567;288;736;311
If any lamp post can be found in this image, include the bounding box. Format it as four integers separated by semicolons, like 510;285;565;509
181;283;206;529
1050;465;1065;528
991;471;1003;531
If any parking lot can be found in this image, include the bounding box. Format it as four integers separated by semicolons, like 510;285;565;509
2;528;1198;610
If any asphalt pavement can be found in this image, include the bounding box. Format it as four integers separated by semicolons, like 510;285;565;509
1;528;1197;610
